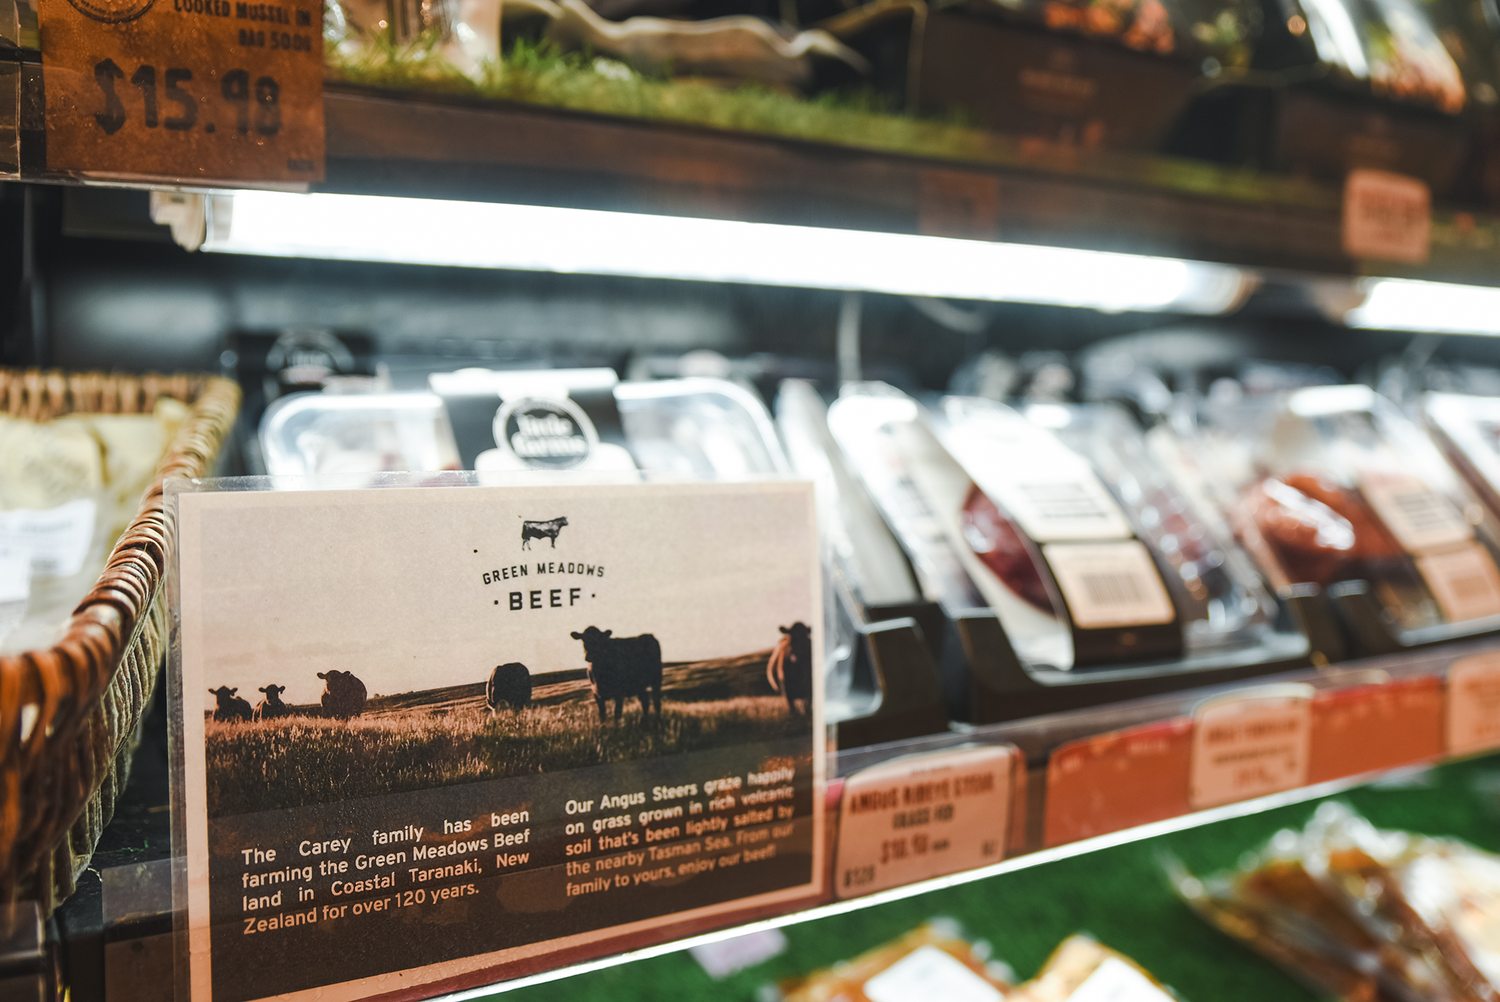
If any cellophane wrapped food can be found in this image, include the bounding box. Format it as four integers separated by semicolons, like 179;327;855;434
1167;385;1500;641
775;920;1015;1002
1173;802;1500;1002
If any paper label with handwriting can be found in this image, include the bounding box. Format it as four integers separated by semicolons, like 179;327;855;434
835;745;1012;899
1361;473;1472;554
1067;957;1173;1002
174;481;822;1002
1190;689;1312;810
0;497;96;578
863;945;1006;1002
1043;541;1176;630
1448;653;1500;757
1416;543;1500;623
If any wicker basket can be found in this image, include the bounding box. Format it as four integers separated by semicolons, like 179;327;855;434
0;369;240;911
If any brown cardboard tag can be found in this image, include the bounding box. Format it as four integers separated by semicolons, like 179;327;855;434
39;0;323;181
834;745;1013;899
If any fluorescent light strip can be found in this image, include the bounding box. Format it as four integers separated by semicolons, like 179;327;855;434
1346;277;1500;336
203;190;1250;315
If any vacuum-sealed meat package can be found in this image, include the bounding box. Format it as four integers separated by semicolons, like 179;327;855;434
828;384;1290;672
1177;386;1500;642
1174;802;1500;1002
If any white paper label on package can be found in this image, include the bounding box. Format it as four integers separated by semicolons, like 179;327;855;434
835;745;1013;899
863;945;1006;1002
1042;541;1176;630
1067;957;1174;1002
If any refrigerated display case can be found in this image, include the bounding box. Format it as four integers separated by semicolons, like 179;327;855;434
14;1;1500;994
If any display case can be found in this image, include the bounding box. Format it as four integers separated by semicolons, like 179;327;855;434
15;0;1500;993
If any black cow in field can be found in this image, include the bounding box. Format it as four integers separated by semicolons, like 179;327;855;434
521;516;568;550
767;622;813;715
317;670;368;719
254;684;290;721
209;686;253;723
487;662;533;711
570;627;663;722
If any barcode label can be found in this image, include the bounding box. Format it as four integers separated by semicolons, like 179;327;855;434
995;473;1133;542
1043;541;1176;629
1416;543;1500;623
1362;473;1472;553
940;419;1133;542
1079;570;1146;608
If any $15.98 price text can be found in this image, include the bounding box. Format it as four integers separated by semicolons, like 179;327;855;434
89;60;282;137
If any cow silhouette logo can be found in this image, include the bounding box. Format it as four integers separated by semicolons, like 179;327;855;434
520;516;568;550
494;397;597;471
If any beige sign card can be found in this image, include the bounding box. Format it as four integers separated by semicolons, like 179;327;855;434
835;745;1013;899
173;480;822;1002
1189;686;1313;811
1447;652;1500;757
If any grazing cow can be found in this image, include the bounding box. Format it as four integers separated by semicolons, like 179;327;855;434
316;670;368;719
486;662;533;711
570;627;663;722
520;516;568;550
766;622;813;715
209;686;253;723
254;684;290;721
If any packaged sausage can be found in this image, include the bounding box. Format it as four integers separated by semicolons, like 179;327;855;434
1007;935;1176;1002
1174;802;1500;1002
1176;386;1500;642
776;921;1014;1002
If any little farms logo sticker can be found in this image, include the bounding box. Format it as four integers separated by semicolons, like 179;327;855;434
495;397;597;471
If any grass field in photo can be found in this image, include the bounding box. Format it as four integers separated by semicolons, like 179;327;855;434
205;651;808;816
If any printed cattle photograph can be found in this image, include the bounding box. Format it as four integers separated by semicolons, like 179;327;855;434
183;484;820;819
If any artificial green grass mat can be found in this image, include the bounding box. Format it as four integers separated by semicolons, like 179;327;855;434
497;753;1500;1002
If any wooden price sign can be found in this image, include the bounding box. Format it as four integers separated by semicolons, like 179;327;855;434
38;0;323;182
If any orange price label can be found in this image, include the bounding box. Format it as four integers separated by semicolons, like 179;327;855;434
1190;685;1313;810
1448;652;1500;757
38;0;323;182
834;745;1014;899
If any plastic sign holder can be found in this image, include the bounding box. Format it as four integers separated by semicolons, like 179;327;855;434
167;475;822;1002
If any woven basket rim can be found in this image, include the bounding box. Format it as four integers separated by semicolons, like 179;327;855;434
0;367;242;902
